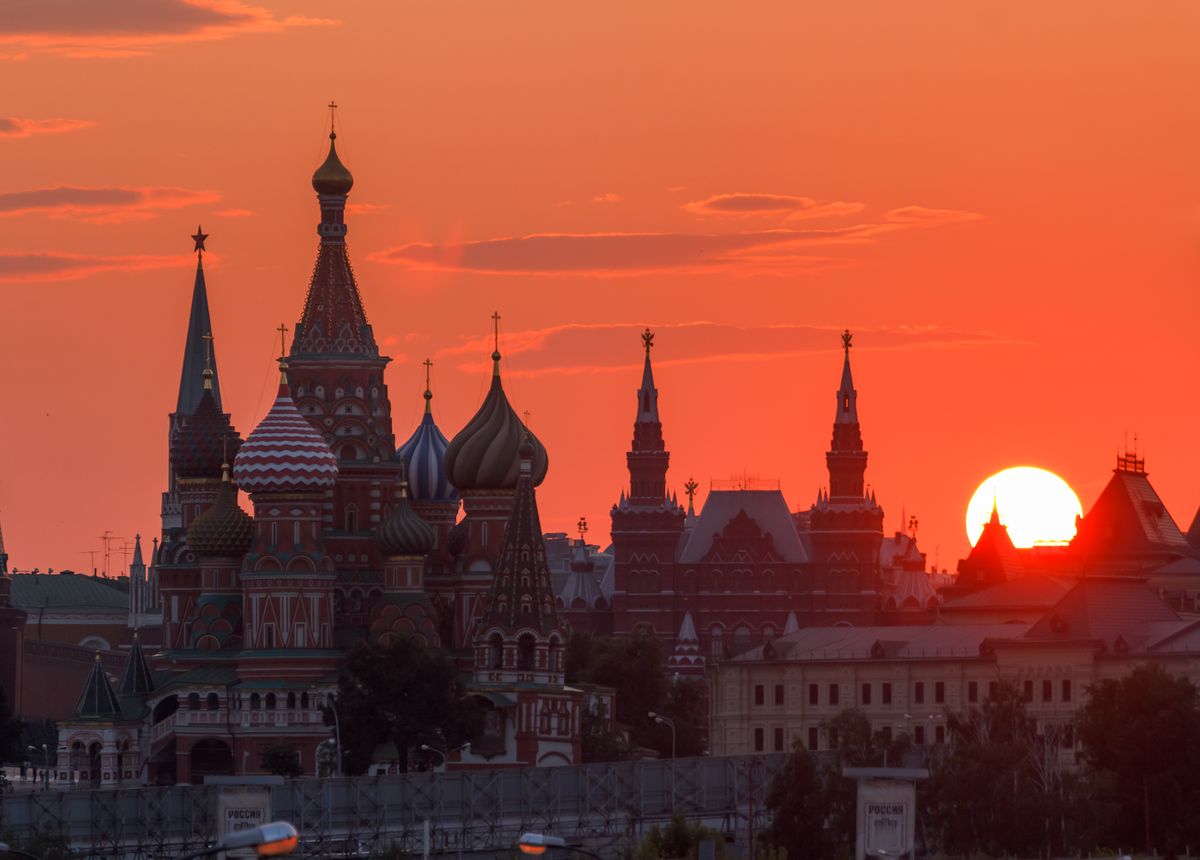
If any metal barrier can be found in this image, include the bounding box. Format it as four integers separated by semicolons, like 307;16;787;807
0;754;787;858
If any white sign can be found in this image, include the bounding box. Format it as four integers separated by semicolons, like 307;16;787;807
217;787;272;857
856;779;916;860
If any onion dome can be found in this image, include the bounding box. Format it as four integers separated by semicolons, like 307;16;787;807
170;371;242;479
377;483;436;557
445;349;548;490
398;374;458;503
312;131;354;195
233;376;338;493
187;466;254;556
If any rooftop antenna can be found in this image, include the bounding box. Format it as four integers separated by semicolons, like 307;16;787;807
80;549;98;575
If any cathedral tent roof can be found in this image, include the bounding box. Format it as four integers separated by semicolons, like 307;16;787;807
679;490;808;564
119;633;155;696
74;655;121;719
176;255;222;416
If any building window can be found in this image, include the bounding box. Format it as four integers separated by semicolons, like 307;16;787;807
774;727;784;751
935;725;945;745
914;725;925;745
710;627;724;660
188;693;201;710
287;692;296;710
968;681;978;704
828;728;839;748
1062;679;1072;703
861;683;872;706
808;684;818;706
206;693;219;711
265;693;277;710
914;682;925;705
1042;679;1053;703
807;727;819;750
882;726;893;743
882;682;892;705
517;635;536;670
294;623;306;648
829;684;839;706
988;680;998;701
935;681;945;704
754;685;765;706
250;693;261;710
774;684;784;706
754;728;764;752
1023;680;1034;702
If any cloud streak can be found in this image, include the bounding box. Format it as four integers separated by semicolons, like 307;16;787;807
0;117;94;138
0;252;190;283
0;186;220;222
684;192;864;220
0;0;334;57
436;321;1019;378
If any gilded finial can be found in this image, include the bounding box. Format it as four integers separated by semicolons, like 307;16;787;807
841;329;852;356
276;323;290;383
192;225;208;257
422;358;433;412
577;516;588;541
201;331;214;389
491;311;502;368
642;327;654;354
684;477;698;507
328;100;338;139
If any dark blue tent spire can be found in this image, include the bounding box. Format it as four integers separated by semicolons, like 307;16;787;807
176;229;222;416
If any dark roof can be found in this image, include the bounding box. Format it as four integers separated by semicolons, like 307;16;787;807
119;634;155;696
679;490;808;564
177;258;223;415
74;657;122;719
729;623;1028;663
11;572;128;609
1023;577;1182;649
1187;506;1200;552
1073;467;1192;562
941;575;1072;612
956;507;1024;588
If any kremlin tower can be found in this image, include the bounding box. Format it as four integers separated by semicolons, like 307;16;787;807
806;330;884;621
610;328;685;637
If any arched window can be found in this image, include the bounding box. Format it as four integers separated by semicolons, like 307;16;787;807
763;624;776;643
734;625;752;651
265;693;277;710
345;504;359;532
187;692;201;710
301;692;310;710
548;637;562;672
287;692;297;710
517;635;536;671
710;626;725;660
489;634;504;669
206;692;219;711
250;693;261;710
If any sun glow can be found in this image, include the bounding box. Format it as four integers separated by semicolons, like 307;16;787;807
965;467;1082;548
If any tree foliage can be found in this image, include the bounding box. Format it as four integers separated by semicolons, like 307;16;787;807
1076;663;1200;853
761;741;827;860
567;632;706;760
633;814;727;860
336;636;483;774
0;686;23;763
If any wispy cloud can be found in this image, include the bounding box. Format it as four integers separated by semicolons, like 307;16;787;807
684;192;864;220
0;117;94;138
436;321;1019;378
592;193;623;204
0;186;220;223
213;207;254;218
0;251;189;283
345;202;391;216
0;0;334;58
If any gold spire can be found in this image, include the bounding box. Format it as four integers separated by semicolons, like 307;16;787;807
423;358;433;413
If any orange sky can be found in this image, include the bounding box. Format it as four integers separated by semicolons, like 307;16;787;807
1;1;1197;575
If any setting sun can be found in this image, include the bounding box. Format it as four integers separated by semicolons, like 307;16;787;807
965;466;1083;548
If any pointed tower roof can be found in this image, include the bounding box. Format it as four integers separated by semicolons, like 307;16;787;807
0;513;7;574
783;610;800;635
477;434;562;636
119;632;155;696
74;654;121;719
637;327;660;423
666;610;705;675
292;121;378;358
956;502;1025;589
131;534;144;569
176;229;222;416
398;360;459;502
445;316;549;490
835;328;857;425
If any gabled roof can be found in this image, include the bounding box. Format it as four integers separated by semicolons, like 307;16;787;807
1023;576;1182;649
679;490;808;564
74;656;121;719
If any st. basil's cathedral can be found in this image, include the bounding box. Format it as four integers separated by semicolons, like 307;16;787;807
48;121;956;786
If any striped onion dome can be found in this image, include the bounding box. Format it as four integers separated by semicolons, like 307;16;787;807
445;353;548;490
377;483;436;557
397;388;458;503
233;379;338;493
187;468;254;556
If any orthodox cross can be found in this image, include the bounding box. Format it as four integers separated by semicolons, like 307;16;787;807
684;477;698;508
842;329;852;356
423;358;433;390
276;323;289;359
191;225;208;256
642;327;654;353
522;409;532;426
328;100;338;134
492;311;501;354
577;516;588;542
202;331;213;371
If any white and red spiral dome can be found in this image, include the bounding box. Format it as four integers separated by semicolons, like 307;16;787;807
233;381;338;493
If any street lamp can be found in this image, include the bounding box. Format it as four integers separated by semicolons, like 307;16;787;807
310;687;342;777
178;821;300;860
517;833;601;859
648;711;676;759
420;742;470;770
27;744;50;789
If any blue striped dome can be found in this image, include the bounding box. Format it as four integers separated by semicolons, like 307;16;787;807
398;401;459;503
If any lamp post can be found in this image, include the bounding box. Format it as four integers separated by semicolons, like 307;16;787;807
177;821;299;860
648;711;676;810
311;687;342;777
516;833;602;859
27;744;50;789
420;743;470;771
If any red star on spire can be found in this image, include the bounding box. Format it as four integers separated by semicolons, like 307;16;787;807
192;225;208;255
